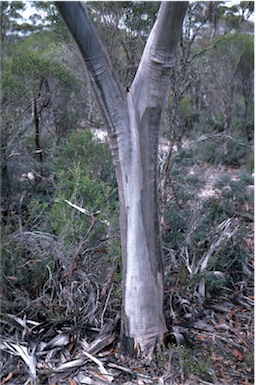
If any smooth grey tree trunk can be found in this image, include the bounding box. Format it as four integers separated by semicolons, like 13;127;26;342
56;1;188;358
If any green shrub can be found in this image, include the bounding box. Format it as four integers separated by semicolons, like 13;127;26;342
163;152;253;308
169;344;214;382
54;130;116;185
1;232;56;313
28;129;118;241
29;161;117;245
237;170;254;185
223;141;252;167
185;135;253;167
213;169;254;205
1;128;120;316
245;153;254;173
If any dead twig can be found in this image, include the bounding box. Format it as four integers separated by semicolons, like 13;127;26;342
101;284;114;328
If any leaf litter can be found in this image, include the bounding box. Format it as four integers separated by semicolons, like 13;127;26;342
1;269;253;385
1;162;254;385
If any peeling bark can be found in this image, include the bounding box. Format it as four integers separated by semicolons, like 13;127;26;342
56;1;188;358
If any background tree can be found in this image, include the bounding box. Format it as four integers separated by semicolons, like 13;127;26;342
86;1;159;86
160;1;253;176
1;31;82;197
1;1;27;42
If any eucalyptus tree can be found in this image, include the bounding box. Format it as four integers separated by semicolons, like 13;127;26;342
1;1;26;42
0;1;48;43
55;1;188;358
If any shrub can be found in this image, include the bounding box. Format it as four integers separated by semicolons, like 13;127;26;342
53;130;116;185
222;141;252;167
163;154;253;310
1;128;120;318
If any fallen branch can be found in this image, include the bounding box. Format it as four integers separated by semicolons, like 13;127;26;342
64;199;92;216
84;351;114;383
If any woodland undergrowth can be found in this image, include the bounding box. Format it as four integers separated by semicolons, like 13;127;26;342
1;131;254;385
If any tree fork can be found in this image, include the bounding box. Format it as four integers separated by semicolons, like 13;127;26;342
55;1;188;359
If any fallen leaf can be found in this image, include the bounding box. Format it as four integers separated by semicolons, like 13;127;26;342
245;238;253;247
195;334;207;341
237;338;244;344
214;361;226;371
96;372;113;382
67;378;77;385
232;349;244;361
211;352;224;361
133;367;144;373
0;372;13;385
226;307;237;320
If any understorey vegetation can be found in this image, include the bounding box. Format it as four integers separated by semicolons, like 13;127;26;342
1;1;254;384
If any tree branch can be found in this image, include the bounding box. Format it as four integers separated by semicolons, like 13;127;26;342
55;2;127;134
132;2;188;110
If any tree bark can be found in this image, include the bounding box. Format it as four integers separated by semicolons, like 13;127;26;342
55;1;188;358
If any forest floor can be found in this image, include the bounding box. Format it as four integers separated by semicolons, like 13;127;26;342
1;136;254;385
1;283;254;385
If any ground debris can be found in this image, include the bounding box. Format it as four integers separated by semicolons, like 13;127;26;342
1;159;254;384
0;287;254;385
1;247;254;385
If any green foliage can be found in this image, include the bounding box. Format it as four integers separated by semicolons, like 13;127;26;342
212;169;254;205
1;42;79;103
29;134;117;247
51;166;112;238
188;137;252;167
223;141;252;167
1;27;85;204
221;2;254;31
180;97;192;117
211;32;254;70
237;169;254;186
86;1;159;84
164;165;206;250
164;150;254;300
2;240;53;297
1;1;26;42
204;273;227;297
54;130;116;185
2;51;50;100
170;344;214;381
2;128;120;315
